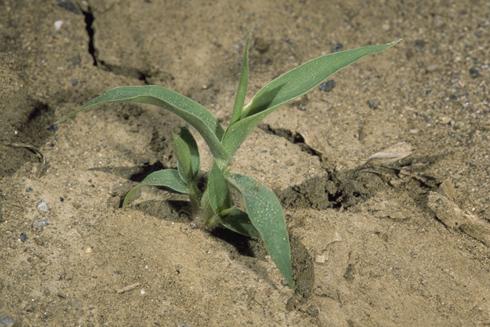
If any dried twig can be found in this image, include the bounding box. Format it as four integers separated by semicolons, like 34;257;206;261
116;282;140;294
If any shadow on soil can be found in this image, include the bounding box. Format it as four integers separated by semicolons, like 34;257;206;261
93;161;318;297
279;156;442;211
93;154;442;303
0;99;56;177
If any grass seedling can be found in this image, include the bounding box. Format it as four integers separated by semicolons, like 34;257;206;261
65;39;399;288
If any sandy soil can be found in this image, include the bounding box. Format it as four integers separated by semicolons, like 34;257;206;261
1;0;489;326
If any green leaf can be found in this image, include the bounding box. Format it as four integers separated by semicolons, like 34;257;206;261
123;169;189;207
227;174;294;287
68;85;229;162
219;207;260;239
207;163;231;213
229;39;250;125
173;127;200;183
244;40;399;117
222;41;400;155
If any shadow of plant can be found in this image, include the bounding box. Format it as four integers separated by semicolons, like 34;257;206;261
278;155;443;211
94;162;316;294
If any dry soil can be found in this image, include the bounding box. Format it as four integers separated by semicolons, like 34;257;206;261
0;0;489;326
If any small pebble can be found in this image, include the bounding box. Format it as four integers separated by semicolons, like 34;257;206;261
319;80;336;92
296;103;307;111
32;218;49;231
25;187;33;193
306;304;320;317
54;20;63;31
414;39;426;49
140;289;146;295
330;42;343;52
0;315;16;327
440;116;452;125
315;255;326;264
19;232;28;242
254;37;270;53
367;99;380;109
47;124;58;132
37;200;49;213
469;67;480;78
85;246;93;254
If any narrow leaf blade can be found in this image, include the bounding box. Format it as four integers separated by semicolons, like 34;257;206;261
207;163;231;213
229;39;250;125
68;85;229;161
182;128;200;176
173;127;200;182
245;40;399;117
220;207;260;239
123;169;189;207
223;41;399;155
227;174;294;287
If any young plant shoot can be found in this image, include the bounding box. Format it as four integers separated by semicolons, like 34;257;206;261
66;39;399;288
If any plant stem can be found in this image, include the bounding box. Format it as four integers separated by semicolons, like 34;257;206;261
188;181;202;217
205;214;221;229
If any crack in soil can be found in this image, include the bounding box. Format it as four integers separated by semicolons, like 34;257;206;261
257;124;361;210
98;61;151;84
80;4;150;84
259;123;323;159
81;5;97;66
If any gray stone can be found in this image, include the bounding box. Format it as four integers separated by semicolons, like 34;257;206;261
36;200;49;213
19;232;28;242
0;315;16;327
469;67;481;78
367;99;380;109
319;80;336;92
32;218;49;231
